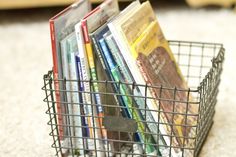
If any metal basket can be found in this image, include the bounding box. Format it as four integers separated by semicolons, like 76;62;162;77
42;40;224;157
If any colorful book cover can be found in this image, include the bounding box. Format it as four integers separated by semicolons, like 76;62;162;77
120;1;156;45
81;0;119;156
74;21;105;157
103;33;132;83
49;0;91;151
90;28;114;86
90;24;143;155
108;1;176;156
75;21;95;155
90;29;127;116
100;37;159;155
131;20;199;157
75;55;106;157
104;32;170;156
81;20;110;156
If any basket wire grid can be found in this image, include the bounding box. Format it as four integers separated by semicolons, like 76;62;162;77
42;40;224;157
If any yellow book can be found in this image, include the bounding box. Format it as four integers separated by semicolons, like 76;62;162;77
131;20;198;157
121;0;156;45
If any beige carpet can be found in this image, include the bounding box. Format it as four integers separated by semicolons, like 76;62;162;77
0;1;235;157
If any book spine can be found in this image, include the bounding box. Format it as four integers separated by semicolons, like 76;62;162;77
92;34;147;155
75;22;98;156
75;55;89;152
68;52;84;155
104;34;132;83
75;22;91;154
81;20;105;157
108;23;177;157
104;34;168;154
91;35;123;110
77;55;109;157
92;34;143;155
99;38;157;156
60;39;75;152
91;36;111;80
97;37;143;155
50;21;64;140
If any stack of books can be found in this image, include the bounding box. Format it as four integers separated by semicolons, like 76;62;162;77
49;0;198;157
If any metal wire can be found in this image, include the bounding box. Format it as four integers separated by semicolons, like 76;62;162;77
42;40;224;157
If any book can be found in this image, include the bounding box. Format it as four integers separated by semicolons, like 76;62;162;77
50;0;198;156
103;33;132;83
131;20;198;157
99;36;158;156
49;0;91;152
90;24;143;156
107;0;141;70
75;54;106;157
90;26;116;92
67;33;84;155
75;21;97;156
80;0;120;156
93;41;136;157
90;24;128;118
60;33;75;154
104;32;169;156
75;21;105;157
113;1;197;156
108;1;180;156
92;24;156;155
75;55;89;154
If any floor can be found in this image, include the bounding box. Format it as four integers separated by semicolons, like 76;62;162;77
0;1;235;157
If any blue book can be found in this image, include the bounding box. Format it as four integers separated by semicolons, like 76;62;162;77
90;24;143;154
103;32;167;155
75;55;89;142
90;26;129;118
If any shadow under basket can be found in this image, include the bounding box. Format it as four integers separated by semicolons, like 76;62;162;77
42;40;225;157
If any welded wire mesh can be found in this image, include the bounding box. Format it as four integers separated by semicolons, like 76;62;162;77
42;40;224;157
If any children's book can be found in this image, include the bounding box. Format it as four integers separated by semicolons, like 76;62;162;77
49;1;91;154
80;0;120;156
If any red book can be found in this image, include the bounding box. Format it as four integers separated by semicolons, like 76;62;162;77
49;0;91;143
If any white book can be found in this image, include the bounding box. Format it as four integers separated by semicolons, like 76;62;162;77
65;32;85;155
75;22;105;157
60;34;75;153
68;51;84;155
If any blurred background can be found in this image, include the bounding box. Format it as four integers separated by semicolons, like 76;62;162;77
0;0;235;156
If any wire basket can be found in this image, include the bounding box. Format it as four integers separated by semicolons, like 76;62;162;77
42;40;224;157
